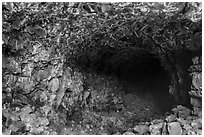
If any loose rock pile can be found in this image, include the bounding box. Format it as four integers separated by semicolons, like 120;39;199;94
123;105;202;135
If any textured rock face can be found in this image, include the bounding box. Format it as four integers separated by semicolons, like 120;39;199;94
2;41;86;134
188;56;202;108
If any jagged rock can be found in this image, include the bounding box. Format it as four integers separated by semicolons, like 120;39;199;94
167;122;182;135
133;124;149;134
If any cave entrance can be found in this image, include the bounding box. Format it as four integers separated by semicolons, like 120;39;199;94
115;53;175;113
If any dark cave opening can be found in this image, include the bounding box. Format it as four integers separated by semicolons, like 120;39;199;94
77;47;178;113
112;53;176;113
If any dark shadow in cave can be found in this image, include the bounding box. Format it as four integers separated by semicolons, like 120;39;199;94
76;46;177;113
114;53;176;113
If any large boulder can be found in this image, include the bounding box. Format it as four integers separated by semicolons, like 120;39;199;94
167;122;182;135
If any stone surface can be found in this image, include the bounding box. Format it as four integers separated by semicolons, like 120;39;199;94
133;124;149;135
168;122;182;135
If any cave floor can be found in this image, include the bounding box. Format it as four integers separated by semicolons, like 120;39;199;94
57;74;170;135
58;94;165;135
55;71;201;135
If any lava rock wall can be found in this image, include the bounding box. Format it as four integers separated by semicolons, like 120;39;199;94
2;42;86;134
